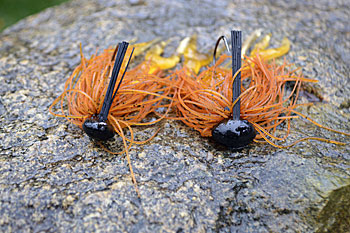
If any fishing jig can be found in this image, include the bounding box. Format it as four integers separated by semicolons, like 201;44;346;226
171;30;350;149
49;41;175;196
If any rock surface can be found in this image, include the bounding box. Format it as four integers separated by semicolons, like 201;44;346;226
1;0;350;232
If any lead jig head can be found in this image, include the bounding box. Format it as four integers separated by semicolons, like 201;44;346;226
211;30;256;149
82;116;115;141
212;118;256;149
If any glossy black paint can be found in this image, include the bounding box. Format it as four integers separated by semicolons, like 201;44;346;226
83;117;115;141
211;119;256;150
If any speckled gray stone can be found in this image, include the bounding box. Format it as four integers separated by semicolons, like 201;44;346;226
0;0;350;232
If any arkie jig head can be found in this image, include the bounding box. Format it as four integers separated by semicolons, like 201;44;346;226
82;41;134;141
211;31;256;149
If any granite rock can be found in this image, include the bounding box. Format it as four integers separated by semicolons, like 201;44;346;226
0;0;350;232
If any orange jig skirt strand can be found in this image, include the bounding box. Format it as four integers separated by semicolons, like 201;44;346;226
49;42;173;196
171;54;350;149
